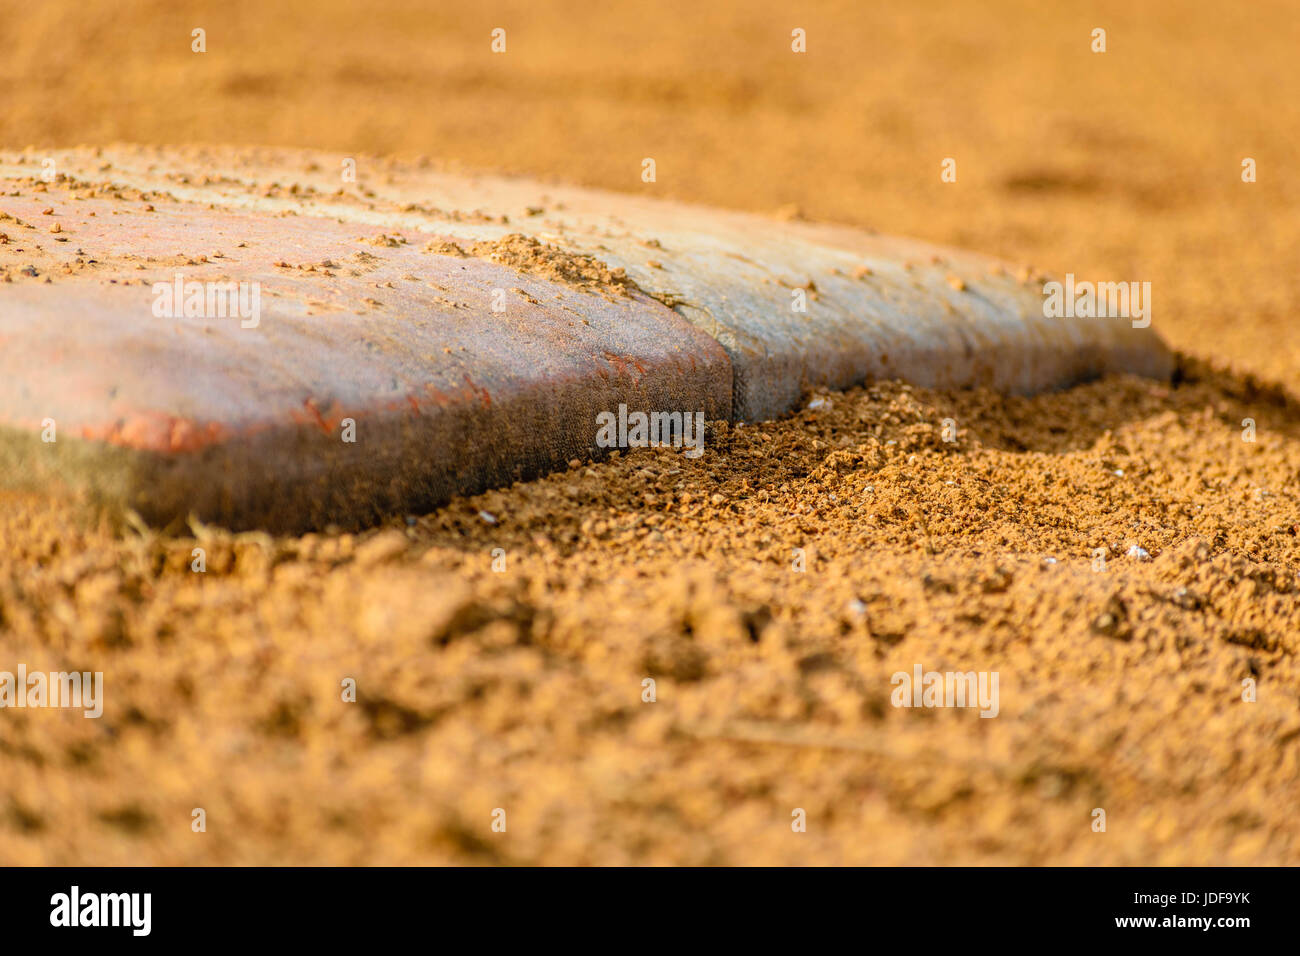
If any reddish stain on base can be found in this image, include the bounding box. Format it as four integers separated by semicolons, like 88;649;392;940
81;413;229;453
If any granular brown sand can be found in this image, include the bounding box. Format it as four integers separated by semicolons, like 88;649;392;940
2;367;1298;865
2;0;1299;864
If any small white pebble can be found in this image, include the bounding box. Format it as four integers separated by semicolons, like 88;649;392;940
807;397;830;410
1126;545;1150;559
478;510;497;525
847;598;868;616
1113;469;1125;477
1043;557;1058;565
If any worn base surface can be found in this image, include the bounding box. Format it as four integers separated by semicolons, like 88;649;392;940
1;147;1171;529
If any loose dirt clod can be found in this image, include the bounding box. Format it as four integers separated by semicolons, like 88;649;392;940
424;233;639;299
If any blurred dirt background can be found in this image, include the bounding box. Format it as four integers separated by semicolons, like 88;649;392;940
1;0;1299;864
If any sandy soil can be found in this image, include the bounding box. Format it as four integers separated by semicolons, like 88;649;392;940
2;0;1299;864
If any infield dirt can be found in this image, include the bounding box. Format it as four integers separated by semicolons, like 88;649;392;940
1;0;1298;864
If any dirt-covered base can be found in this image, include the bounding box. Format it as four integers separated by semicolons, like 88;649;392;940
2;365;1297;865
